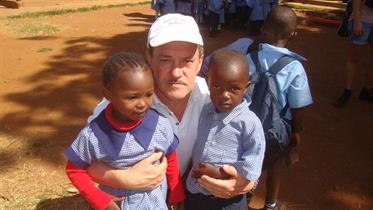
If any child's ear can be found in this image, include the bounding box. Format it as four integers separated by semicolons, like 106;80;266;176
289;31;297;41
102;87;112;101
246;80;252;89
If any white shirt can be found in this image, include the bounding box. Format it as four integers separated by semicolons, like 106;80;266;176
88;76;211;174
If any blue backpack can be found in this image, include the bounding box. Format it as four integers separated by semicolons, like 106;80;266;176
248;51;295;152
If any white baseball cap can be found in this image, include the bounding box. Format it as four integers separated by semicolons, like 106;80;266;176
147;13;203;47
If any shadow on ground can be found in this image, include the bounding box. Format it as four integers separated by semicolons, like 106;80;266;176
35;194;91;210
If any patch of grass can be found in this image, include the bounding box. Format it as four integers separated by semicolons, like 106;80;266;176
6;1;151;19
37;48;53;53
12;23;62;37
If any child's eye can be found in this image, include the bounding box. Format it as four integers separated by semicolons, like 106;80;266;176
146;92;153;97
127;95;139;100
228;87;241;93
213;84;221;90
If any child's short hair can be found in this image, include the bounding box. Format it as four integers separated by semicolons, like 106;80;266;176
209;49;249;78
263;6;297;40
102;52;150;88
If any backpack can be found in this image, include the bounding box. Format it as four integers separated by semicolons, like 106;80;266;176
248;51;295;152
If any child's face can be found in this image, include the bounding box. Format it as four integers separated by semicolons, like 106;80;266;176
104;69;154;123
207;64;249;113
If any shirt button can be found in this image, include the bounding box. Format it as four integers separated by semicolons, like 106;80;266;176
176;122;179;125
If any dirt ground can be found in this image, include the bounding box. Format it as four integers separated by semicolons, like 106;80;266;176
0;1;372;210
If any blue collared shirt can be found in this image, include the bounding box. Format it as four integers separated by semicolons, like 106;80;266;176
246;0;271;21
65;109;177;210
186;100;266;195
208;0;224;14
247;43;313;119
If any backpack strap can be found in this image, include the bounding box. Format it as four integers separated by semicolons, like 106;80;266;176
267;55;296;118
250;51;263;73
267;55;296;75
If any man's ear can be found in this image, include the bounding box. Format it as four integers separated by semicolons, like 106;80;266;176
102;87;112;101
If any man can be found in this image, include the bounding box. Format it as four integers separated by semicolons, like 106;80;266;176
86;13;255;200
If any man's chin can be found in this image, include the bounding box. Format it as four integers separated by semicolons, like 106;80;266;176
165;90;190;101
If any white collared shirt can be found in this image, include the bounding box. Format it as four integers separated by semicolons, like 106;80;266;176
88;76;211;174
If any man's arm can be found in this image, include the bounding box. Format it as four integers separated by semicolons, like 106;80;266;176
87;152;167;190
197;165;255;198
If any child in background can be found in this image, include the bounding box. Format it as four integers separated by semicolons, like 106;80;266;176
246;0;272;37
176;0;192;15
207;0;228;37
185;49;266;210
247;6;313;209
65;52;184;210
333;0;373;107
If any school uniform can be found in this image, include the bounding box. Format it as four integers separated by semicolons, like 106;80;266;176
65;104;181;210
185;99;266;210
245;0;271;35
89;77;211;175
247;43;312;168
176;0;192;15
159;0;176;15
247;43;313;119
349;3;373;45
207;0;225;35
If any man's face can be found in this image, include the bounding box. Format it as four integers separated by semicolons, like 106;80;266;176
146;41;203;102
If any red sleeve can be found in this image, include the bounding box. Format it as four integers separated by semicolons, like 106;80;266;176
165;151;185;204
65;161;113;210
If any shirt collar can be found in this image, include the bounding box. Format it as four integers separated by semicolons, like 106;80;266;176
207;99;249;125
259;43;307;61
90;108;159;160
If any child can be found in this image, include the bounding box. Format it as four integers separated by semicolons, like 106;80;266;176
247;6;312;210
64;52;184;210
207;0;228;37
176;0;192;15
333;0;373;107
246;0;272;37
185;49;266;210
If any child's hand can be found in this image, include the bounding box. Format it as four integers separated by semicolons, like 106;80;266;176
287;133;301;166
168;202;184;210
191;163;230;179
105;197;125;210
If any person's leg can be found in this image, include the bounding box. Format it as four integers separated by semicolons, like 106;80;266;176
263;157;286;210
334;21;371;107
209;11;219;37
359;40;373;101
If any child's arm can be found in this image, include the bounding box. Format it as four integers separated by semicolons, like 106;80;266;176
165;151;185;204
66;160;121;210
290;107;305;147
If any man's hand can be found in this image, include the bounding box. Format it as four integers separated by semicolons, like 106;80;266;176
88;151;167;190
104;197;125;210
197;165;254;199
